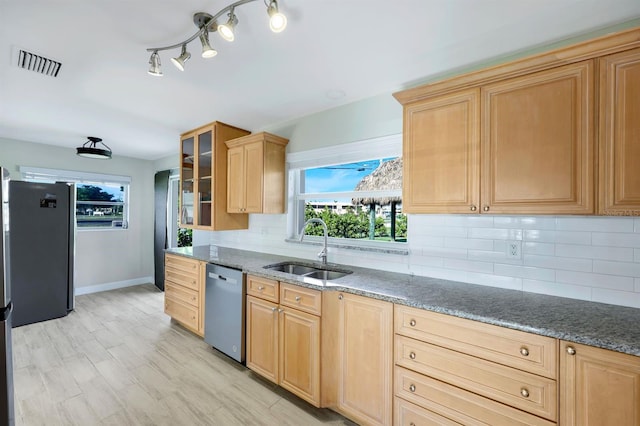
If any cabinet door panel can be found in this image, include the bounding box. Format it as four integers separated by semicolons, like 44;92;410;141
338;293;393;426
403;89;480;213
246;296;278;383
244;142;264;213
560;341;640;426
599;48;640;215
481;60;594;214
226;146;245;213
279;308;320;407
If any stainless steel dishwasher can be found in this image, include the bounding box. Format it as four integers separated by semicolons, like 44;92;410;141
204;264;245;363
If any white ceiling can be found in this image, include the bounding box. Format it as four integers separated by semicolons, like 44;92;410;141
1;0;639;160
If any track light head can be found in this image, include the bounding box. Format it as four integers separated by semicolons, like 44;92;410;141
218;9;238;42
199;31;217;58
267;0;287;33
171;44;191;71
147;51;163;76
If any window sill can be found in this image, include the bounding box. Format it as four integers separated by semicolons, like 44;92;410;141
285;237;408;256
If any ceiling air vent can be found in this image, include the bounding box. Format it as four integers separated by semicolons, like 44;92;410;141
15;49;62;77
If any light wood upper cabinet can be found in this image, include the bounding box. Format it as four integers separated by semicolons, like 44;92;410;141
599;47;640;215
560;341;640;426
403;89;480;213
179;121;250;230
225;132;288;214
337;293;393;426
481;60;595;214
400;61;594;215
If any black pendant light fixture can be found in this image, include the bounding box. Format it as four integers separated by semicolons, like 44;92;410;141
76;136;112;159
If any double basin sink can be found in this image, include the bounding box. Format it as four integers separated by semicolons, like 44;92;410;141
263;261;352;281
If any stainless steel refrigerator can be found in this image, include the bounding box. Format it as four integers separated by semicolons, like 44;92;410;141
8;180;75;328
1;167;15;426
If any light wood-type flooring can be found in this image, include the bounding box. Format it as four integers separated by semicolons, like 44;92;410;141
12;284;354;425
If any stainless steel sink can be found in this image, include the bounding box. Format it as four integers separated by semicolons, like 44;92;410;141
263;262;352;281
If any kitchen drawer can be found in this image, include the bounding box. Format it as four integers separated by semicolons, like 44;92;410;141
280;283;321;316
165;254;200;276
247;275;279;303
394;366;556;426
396;335;557;421
165;282;199;308
165;269;199;291
395;305;557;379
394;397;461;426
165;296;199;332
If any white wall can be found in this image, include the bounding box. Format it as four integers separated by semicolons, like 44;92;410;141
1;137;154;292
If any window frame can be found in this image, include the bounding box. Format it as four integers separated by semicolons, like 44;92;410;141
19;166;131;231
287;134;407;253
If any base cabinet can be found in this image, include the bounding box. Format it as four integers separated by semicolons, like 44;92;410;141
245;276;321;407
164;254;205;336
560;340;640;426
336;292;393;426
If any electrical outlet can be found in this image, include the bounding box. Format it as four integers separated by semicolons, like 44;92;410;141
507;240;521;259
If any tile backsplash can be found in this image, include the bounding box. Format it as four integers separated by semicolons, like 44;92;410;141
199;214;640;309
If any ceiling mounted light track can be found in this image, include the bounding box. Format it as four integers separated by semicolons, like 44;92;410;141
146;0;287;76
76;137;112;160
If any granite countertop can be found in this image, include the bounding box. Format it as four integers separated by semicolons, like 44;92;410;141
167;245;640;357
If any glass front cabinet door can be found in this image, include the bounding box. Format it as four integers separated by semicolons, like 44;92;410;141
179;121;251;231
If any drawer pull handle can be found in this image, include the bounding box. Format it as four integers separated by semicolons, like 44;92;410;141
272;307;277;313
258;286;265;291
338;294;343;300
410;423;416;426
483;205;490;212
295;296;301;302
520;347;529;357
566;346;576;355
409;351;416;360
520;388;530;398
409;319;416;327
409;384;416;393
470;205;477;211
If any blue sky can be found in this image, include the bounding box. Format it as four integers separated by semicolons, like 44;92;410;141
304;159;392;193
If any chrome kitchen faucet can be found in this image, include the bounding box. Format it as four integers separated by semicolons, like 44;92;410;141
299;218;328;265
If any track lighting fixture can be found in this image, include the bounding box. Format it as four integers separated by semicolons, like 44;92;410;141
147;51;162;76
171;44;191;71
145;0;287;75
76;137;112;160
218;8;238;42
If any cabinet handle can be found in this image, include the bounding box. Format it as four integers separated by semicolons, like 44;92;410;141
566;346;576;355
191;296;196;301
295;296;301;302
409;384;416;393
409;351;416;360
192;315;196;320
271;307;277;313
258;286;265;291
409;319;416;327
278;308;283;313
409;423;416;426
520;388;530;398
483;205;490;212
338;294;343;300
470;205;477;211
520;347;529;357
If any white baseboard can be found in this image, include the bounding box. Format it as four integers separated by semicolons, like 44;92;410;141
74;276;154;296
